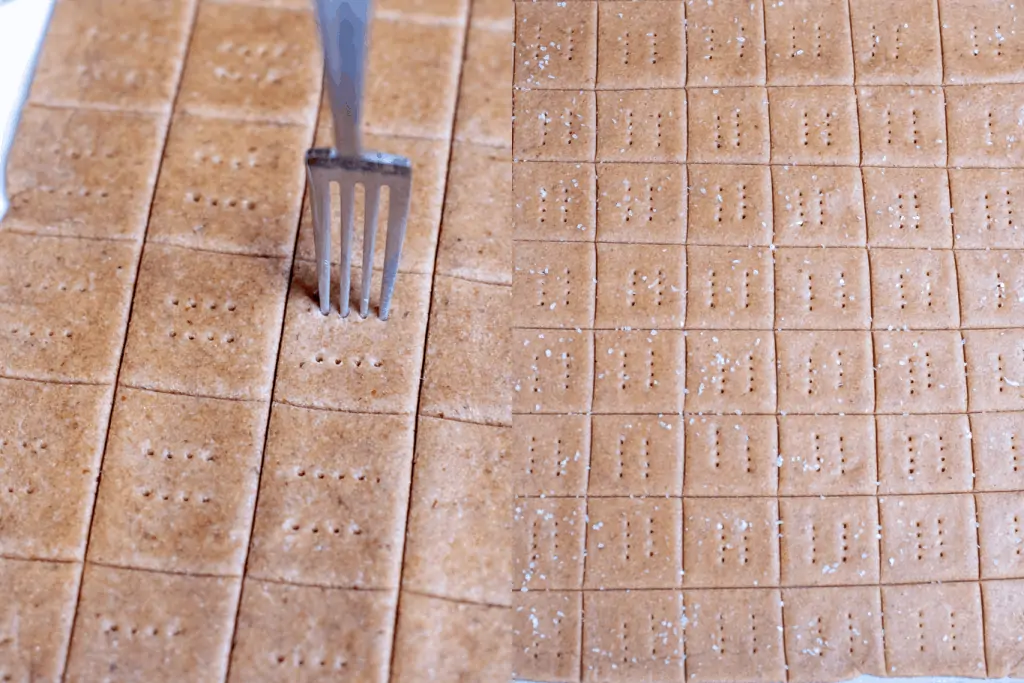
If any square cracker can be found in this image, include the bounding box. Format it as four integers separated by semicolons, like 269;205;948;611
596;163;687;244
769;86;860;165
581;590;685;683
869;248;960;330
247;404;414;589
686;164;772;246
590;414;684;497
763;0;853;85
782;586;885;683
513;90;596;163
685;245;774;330
687;87;769;164
64;565;238;683
683;497;780;588
881;582;986;677
778;415;877;497
971;411;1024;492
963;329;1024;412
584;497;683;589
0;233;137;384
876;414;973;495
88;387;265;576
513;161;596;243
595;243;685;328
940;0;1024;84
597;2;686;89
0;558;78;682
512;497;586;591
512;414;590;497
593;330;686;414
228;580;395;683
977;492;1024;580
402;417;509;606
874;330;968;414
420;277;510;426
596;90;687;163
3;106;164;241
514;1;597;90
982;579;1024;678
683;414;778;497
848;0;942;85
879;494;979;583
685;330;776;414
856;86;947;166
512;590;581;683
684;589;785;682
685;0;766;86
457;24;513;148
947;85;1024;167
177;2;321;125
29;0;193;112
863;167;952;248
774;247;871;330
273;262;431;414
956;250;1024;329
776;330;875;414
121;245;289;401
513;241;595;329
147;113;309;258
513;328;593;414
771;165;866;247
779;496;880;586
950;169;1024;249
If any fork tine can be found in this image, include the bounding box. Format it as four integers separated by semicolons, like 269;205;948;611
379;178;411;321
360;182;380;318
309;170;332;315
338;177;356;318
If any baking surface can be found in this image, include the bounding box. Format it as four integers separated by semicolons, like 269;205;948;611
0;0;511;680
512;1;1024;681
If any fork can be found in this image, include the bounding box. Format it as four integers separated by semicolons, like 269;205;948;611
308;0;412;320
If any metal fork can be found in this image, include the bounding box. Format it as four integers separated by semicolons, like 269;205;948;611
308;0;412;320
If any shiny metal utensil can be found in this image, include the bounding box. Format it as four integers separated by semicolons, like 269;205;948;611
308;0;412;320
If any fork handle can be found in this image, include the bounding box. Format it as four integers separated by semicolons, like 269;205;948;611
315;0;371;156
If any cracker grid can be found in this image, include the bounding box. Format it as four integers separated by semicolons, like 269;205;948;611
513;0;1024;680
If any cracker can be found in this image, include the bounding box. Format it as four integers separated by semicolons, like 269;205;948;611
862;167;953;248
684;329;776;414
64;565;237;683
683;588;785;682
874;330;968;414
595;244;685;328
273;262;431;414
957;250;1024;328
779;496;880;586
421;277;510;426
684;413;779;497
590;414;684;496
596;89;687;163
686;86;769;164
593;329;686;414
970;411;1024;492
963;329;1024;412
0;557;78;682
512;414;591;497
848;0;943;85
457;24;513;148
869;248;960;329
685;0;766;86
121;245;289;401
513;328;594;414
881;582;986;677
683;497;780;588
247;404;414;588
596;2;687;89
512;497;586;590
947;85;1024;167
856;86;947;166
380;0;468;20
513;241;596;329
940;0;1024;84
4;106;164;241
685;245;774;329
177;2;321;125
982;579;1024;677
876;414;973;494
596;163;687;244
0;233;137;384
776;330;875;414
401;417;509;606
512;590;581;683
949;169;1024;249
775;247;872;329
88;387;264;575
228;580;395;682
763;0;854;85
515;90;596;164
30;0;193;112
878;493;979;583
514;1;597;90
768;86;860;165
513;161;596;243
771;165;867;246
581;590;684;683
147;113;309;258
782;586;885;682
977;491;1024;580
778;415;877;496
584;497;683;589
686;164;773;246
